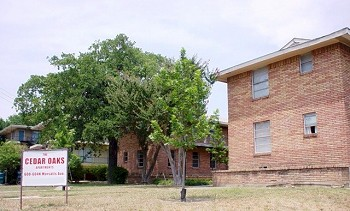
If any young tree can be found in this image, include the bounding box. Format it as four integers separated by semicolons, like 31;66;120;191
149;49;219;200
206;112;228;165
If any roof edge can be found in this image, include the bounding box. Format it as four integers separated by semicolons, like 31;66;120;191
218;27;350;82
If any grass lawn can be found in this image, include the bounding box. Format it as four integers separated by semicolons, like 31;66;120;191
0;184;349;210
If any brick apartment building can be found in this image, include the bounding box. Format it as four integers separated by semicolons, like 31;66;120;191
214;28;350;186
118;122;228;183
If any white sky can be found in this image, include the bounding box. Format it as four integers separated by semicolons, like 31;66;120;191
0;0;349;121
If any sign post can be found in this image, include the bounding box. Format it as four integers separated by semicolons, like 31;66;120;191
20;149;68;209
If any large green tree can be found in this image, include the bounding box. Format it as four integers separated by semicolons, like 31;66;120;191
14;35;169;183
106;53;171;183
149;49;219;197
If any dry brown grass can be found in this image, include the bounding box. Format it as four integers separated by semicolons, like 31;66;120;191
1;184;349;210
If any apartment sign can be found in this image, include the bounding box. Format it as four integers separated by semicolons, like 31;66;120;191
21;149;68;186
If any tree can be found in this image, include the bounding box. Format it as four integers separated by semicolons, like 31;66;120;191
14;34;169;183
149;49;219;200
0;118;8;130
206;112;228;165
7;114;26;125
106;53;171;183
0;142;25;184
14;75;46;126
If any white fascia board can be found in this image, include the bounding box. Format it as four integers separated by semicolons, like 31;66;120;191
218;28;350;82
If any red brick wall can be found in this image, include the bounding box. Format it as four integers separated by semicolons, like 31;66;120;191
218;43;350;186
213;167;349;186
117;132;228;183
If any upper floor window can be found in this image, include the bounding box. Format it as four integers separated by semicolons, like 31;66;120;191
254;121;271;153
18;130;25;141
252;67;269;99
192;152;199;168
304;113;317;135
137;150;144;168
31;131;40;143
300;53;313;74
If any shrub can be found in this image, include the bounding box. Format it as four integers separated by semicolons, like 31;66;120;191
83;165;107;181
108;166;128;184
68;154;84;181
0;141;25;184
185;178;212;186
152;178;174;186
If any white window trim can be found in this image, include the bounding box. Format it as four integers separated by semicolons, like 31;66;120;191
254;121;271;154
252;67;269;99
303;112;317;135
300;53;313;74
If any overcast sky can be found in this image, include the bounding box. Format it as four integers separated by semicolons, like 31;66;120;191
0;0;349;122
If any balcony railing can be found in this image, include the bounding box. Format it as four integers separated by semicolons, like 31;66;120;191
10;135;39;144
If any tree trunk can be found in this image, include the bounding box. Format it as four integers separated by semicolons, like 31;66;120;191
107;138;118;184
180;149;187;202
142;144;161;183
161;143;181;185
141;147;148;183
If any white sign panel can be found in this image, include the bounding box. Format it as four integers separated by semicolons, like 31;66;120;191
21;149;68;186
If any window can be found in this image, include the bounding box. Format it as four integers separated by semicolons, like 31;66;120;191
18;130;25;141
137;150;144;168
254;121;271;153
78;148;92;163
210;153;216;169
123;152;128;163
304;113;317;135
192;152;199;168
252;67;269;99
167;150;175;167
31;131;40;143
300;53;313;74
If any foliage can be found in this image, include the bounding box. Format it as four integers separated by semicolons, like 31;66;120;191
48;116;75;149
152;178;174;186
14;75;46;126
206;112;228;164
185;178;212;186
0;118;6;142
14;34;169;184
7;114;26;125
0;118;9;130
149;49;219;186
83;164;108;181
106;50;171;183
0;141;25;184
69;153;83;181
108;166;128;184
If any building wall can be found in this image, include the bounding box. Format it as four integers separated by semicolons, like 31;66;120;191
73;145;108;164
117;132;228;183
4;128;40;144
213;167;349;186
219;43;350;186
